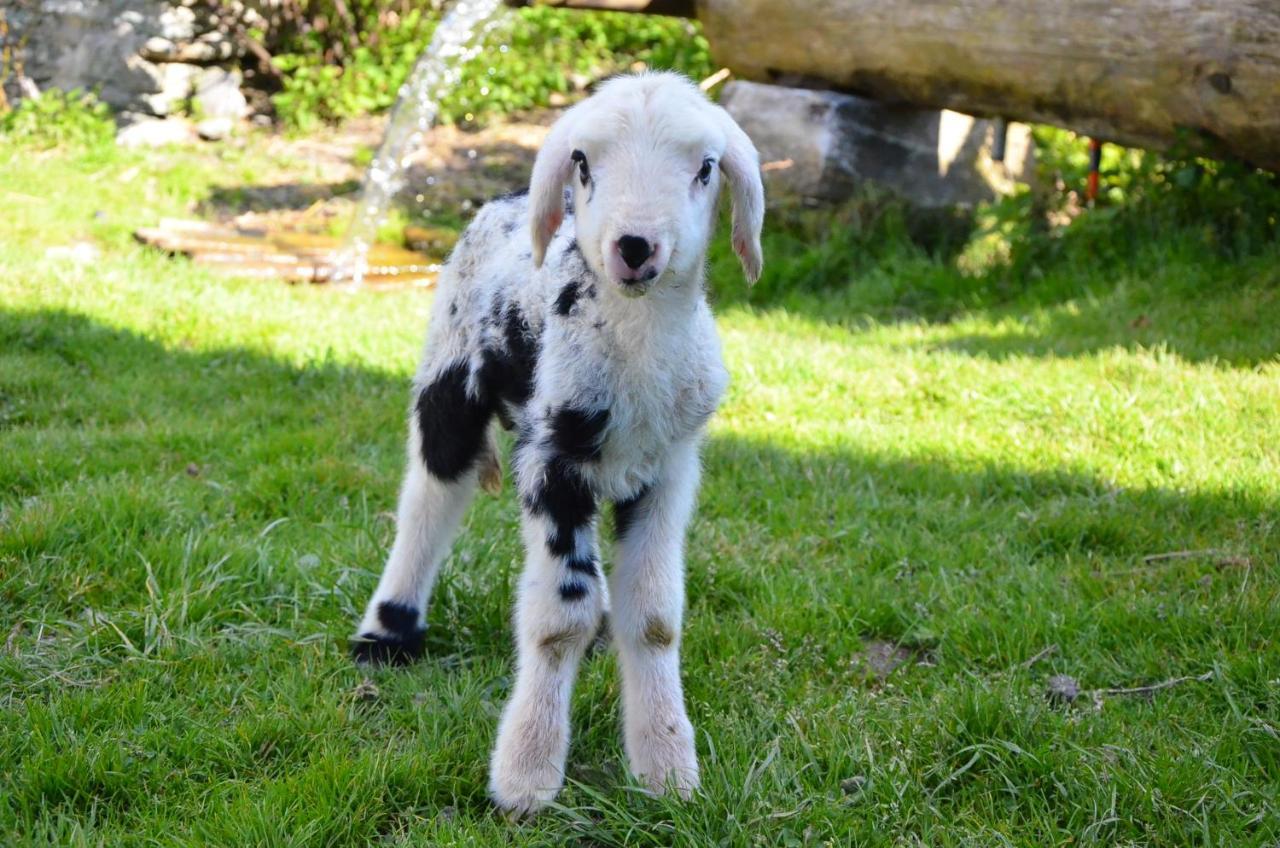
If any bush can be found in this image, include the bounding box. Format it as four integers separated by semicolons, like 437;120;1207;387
269;5;712;131
0;89;114;150
706;130;1280;317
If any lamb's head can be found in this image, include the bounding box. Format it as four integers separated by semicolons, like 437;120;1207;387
528;72;765;296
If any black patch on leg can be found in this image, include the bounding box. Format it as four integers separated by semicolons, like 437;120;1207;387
613;485;651;541
351;601;426;665
554;280;581;317
526;455;596;557
524;411;605;557
549;407;609;463
478;305;538;413
566;556;598;577
417;362;492;481
558;580;589;601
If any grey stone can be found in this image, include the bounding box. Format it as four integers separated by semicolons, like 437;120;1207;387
720;80;1034;208
4;0;235;116
136;60;200;116
116;115;196;148
196;116;234;141
1046;674;1081;705
140;32;239;64
194;67;247;120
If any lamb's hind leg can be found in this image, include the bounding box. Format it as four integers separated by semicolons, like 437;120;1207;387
353;363;494;665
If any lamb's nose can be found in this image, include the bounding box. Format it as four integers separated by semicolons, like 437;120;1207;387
617;235;654;270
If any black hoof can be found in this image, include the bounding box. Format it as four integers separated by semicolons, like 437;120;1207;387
350;601;426;666
350;630;426;666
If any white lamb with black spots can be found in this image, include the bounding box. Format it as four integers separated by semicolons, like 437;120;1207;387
352;71;765;817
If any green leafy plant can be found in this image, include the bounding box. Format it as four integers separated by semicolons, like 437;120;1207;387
0;88;114;150
270;6;712;130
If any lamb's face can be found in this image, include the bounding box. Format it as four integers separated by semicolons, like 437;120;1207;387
528;73;766;296
565;105;723;296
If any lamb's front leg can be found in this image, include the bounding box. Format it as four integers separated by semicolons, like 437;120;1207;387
609;438;702;797
490;453;604;817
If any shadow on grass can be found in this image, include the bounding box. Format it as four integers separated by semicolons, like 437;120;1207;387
4;306;1276;654
198;181;362;217
3;306;1278;839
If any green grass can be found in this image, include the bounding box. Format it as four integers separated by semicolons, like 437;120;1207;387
2;126;1279;847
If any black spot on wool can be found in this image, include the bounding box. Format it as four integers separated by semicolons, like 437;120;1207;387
613;485;652;540
558;580;589;601
549;406;609;463
477;304;538;416
417;361;492;481
554;280;581;317
350;601;426;665
566;556;599;577
525;454;597;557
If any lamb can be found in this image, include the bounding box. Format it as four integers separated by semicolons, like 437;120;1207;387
351;71;765;817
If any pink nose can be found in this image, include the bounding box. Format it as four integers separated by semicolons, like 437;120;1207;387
617;235;654;270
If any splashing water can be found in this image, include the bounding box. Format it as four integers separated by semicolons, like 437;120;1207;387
334;0;508;286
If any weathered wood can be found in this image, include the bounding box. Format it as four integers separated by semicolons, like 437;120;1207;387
526;0;1280;170
512;0;695;16
697;0;1280;169
134;219;440;288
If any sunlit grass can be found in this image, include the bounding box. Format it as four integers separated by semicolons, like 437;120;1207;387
1;130;1278;846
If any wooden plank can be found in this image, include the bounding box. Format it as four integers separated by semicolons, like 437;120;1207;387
134;219;441;289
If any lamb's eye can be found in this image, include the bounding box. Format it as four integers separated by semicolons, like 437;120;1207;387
697;157;715;186
571;149;590;186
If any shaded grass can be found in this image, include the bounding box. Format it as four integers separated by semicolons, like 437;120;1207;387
2;131;1279;846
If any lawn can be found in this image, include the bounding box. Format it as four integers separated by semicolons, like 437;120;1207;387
1;120;1278;846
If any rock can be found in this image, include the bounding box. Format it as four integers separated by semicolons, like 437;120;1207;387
196;117;234;141
135;60;200;116
44;242;101;265
839;775;868;795
194;67;247;120
720;80;1034;208
156;4;197;42
5;0;236;116
1046;674;1081;705
852;640;914;680
352;677;380;703
116;116;196;148
141;32;239;64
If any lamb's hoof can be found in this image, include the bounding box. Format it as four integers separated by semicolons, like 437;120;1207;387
489;735;565;819
629;721;700;798
635;762;699;799
349;630;425;666
490;785;557;821
351;601;427;665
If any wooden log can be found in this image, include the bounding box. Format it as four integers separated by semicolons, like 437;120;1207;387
524;0;1280;170
698;0;1280;169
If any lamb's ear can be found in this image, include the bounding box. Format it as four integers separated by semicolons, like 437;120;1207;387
715;106;765;284
528;107;580;268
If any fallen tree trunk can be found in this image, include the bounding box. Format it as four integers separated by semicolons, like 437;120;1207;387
527;0;1280;171
701;0;1280;169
